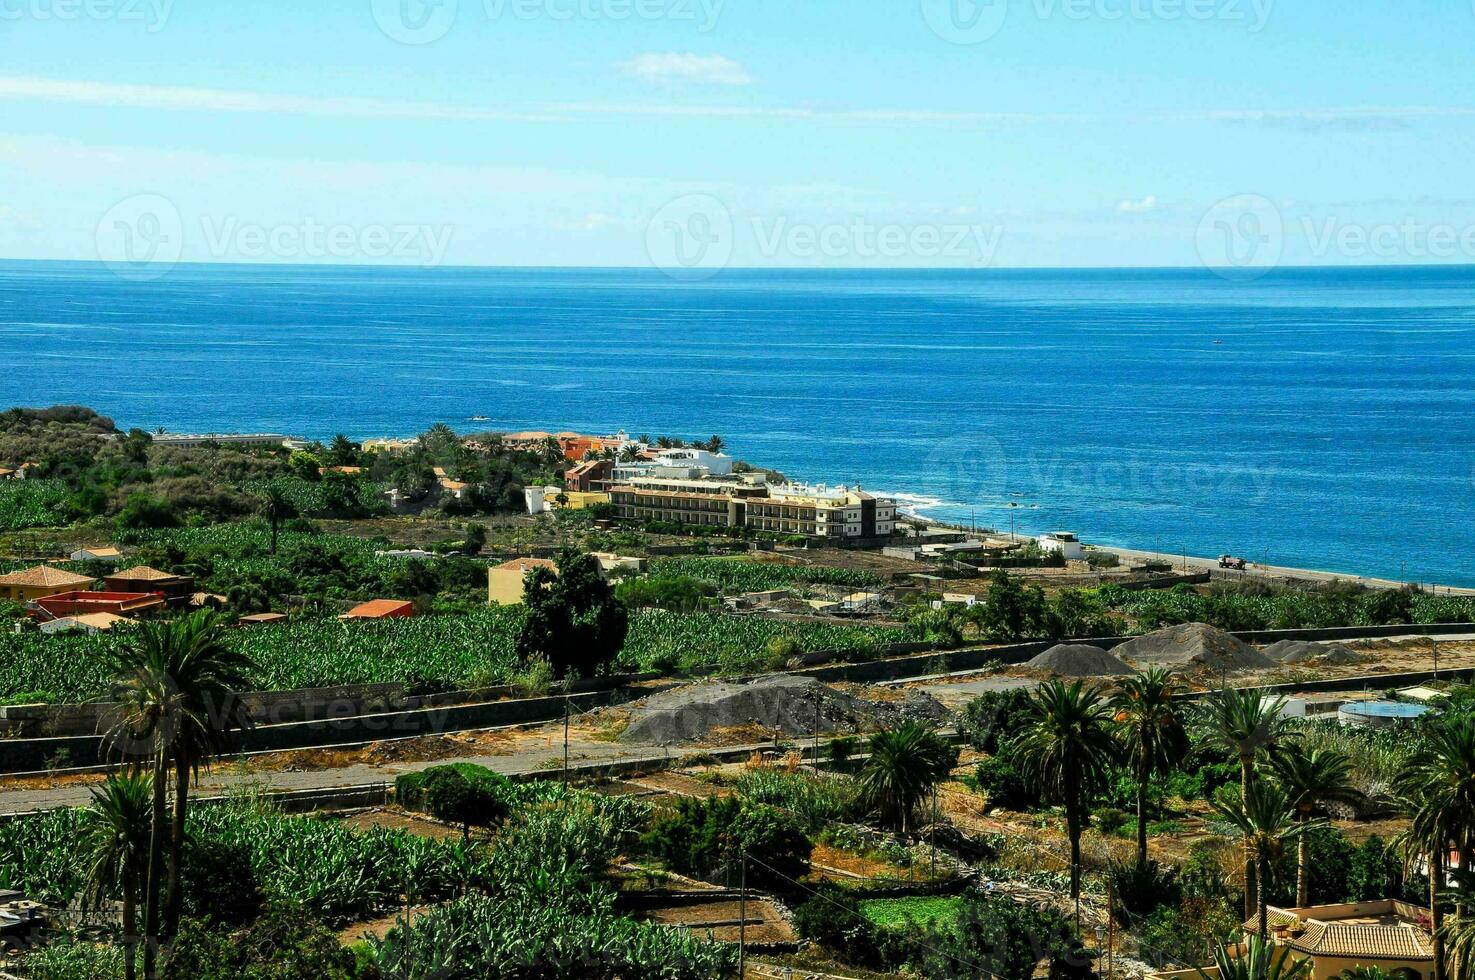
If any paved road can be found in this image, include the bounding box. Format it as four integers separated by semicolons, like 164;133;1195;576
0;727;672;814
1102;544;1475;595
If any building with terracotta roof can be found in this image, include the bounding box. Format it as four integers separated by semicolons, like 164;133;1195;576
69;546;123;563
104;566;195;603
34;591;165;618
340;599;415;620
39;612;132;635
0;566;98;603
1149;901;1436;980
237;612;288;626
487;557;559;605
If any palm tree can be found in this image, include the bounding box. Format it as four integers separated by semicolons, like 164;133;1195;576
1268;744;1363;906
1439;868;1475;980
80;771;154;980
1393;717;1475;980
101;635;175;980
101;612;254;973
1112;668;1188;869
156;613;253;938
1339;969;1396;980
1212;779;1318;941
1197;934;1311;980
1196;686;1296;917
1015;680;1119;899
257;486;296;555
856;722;959;834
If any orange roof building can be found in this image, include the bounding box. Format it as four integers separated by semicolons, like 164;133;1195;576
340;599;415;620
487;557;559;606
105;566;194;602
0;565;98;603
34;591;165;618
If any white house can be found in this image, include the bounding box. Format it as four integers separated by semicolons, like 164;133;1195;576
652;448;734;476
70;547;123;563
1037;532;1085;561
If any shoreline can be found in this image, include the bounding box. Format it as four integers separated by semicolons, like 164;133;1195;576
901;512;1475;597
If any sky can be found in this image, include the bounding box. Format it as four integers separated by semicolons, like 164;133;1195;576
2;0;1475;271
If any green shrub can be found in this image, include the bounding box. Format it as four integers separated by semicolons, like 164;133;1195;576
423;767;509;841
961;689;1033;754
1107;859;1182;923
973;756;1032;812
642;796;811;891
735;769;862;828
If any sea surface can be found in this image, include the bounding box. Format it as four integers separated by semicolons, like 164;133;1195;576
1;261;1472;586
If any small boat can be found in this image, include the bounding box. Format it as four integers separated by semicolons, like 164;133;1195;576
468;416;490;422
1213;339;1224;345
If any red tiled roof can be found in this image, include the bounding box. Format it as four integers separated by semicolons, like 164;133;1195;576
0;565;96;588
493;558;557;573
341;599;415;619
107;566;182;582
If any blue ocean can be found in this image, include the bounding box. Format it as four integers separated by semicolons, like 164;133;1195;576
1;261;1471;587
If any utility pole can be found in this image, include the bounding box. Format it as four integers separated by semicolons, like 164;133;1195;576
812;691;821;771
563;694;571;787
1106;874;1116;980
738;850;747;979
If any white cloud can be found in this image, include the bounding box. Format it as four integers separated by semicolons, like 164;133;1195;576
1117;195;1159;214
617;54;752;87
2;74;1472;132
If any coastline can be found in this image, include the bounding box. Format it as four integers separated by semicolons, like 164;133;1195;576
901;512;1475;597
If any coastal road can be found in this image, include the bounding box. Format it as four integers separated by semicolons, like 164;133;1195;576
1105;544;1475;595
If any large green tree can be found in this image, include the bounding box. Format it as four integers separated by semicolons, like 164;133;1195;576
101;611;254;976
1015;680;1119;899
80;771;154;980
1113;668;1189;869
1268;744;1362;907
1195;686;1296;917
515;550;629;679
1212;779;1317;942
1393;717;1475;980
856;722;960;834
256;486;296;555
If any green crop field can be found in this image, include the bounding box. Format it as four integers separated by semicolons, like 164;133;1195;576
0;607;924;703
0;479;69;532
859;895;962;929
649;556;881;592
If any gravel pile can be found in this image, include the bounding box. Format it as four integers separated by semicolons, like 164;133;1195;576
1113;623;1272;672
619;675;938;745
1261;639;1364;665
1026;644;1133;677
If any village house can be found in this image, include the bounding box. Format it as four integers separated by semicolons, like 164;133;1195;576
68;546;123;563
0;565;97;604
104;565;195;604
1149;901;1437;980
487;557;558;605
34;590;165;619
39;612;133;635
340;599;415;621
